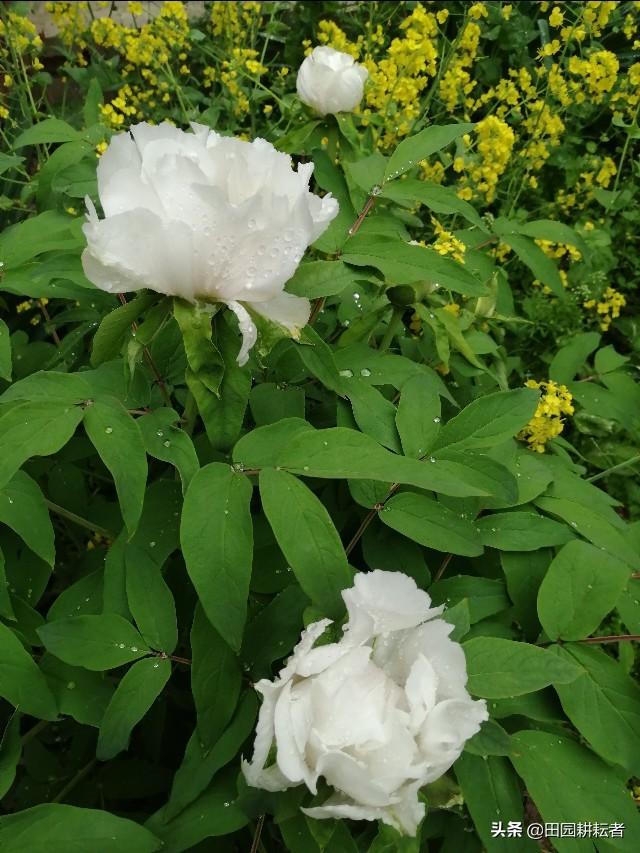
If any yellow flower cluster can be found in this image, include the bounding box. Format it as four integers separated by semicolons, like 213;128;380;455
318;4;440;149
439;19;482;113
431;217;466;264
583;287;626;331
518;380;574;453
46;2;88;63
221;48;267;117
568;50;619;104
457;117;515;203
0;12;45;118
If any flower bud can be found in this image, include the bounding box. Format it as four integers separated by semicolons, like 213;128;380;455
81;122;339;365
243;570;487;836
296;46;368;116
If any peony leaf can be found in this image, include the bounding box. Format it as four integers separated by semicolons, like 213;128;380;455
180;463;253;652
38;614;150;671
0;804;162;852
97;657;171;761
260;468;352;618
464;638;579;698
551;644;640;774
510;730;640;851
83;397;148;535
384;123;474;182
381;492;483;557
537;540;630;640
0;622;58;720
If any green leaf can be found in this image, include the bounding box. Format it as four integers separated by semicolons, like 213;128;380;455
286;260;365;298
430;576;509;623
552;644;640;774
501;550;550;640
297;326;346;395
343;235;486;296
83;398;147;535
476;511;573;551
181;463;253;652
97;657;171;761
0;400;83;490
137;408;199;493
311;149;356;254
549;332;601;384
0;319;11;381
595;344;629;375
235;424;512;498
510;731;640;853
125;544;178;653
537;541;630;640
0;713;21;799
463;637;578;698
164;691;257;821
13;118;82;147
0;547;14;621
380;179;486;230
0;370;91;404
514;219;588;257
38;614;150;670
249;383;305;426
241;584;310;677
0;622;58;719
188;316;251;451
147;771;247;852
494;227;565;297
455;754;536;853
381;492;483;556
40;655;114;727
463;719;512;757
347;382;401;452
384;123;474;181
260;468;352;618
0;211;81;269
173;300;224;395
90;294;157;366
0;804;161;852
434;389;539;451
191;605;241;750
535;495;638;567
395;374;441;457
0;471;55;565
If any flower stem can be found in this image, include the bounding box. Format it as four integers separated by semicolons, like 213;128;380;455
45;500;114;539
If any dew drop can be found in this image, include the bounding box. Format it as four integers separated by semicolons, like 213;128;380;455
339;369;353;378
118;643;125;649
156;430;164;437
131;646;139;653
105;426;113;434
360;368;372;377
163;440;171;448
67;681;76;690
149;540;156;548
429;456;436;463
433;416;441;423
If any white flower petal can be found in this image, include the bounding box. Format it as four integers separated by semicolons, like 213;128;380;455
296;47;368;116
343;569;443;641
226;301;257;366
418;697;489;780
249;292;311;338
83;123;339;358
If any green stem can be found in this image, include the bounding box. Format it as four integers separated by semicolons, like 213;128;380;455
45;500;114;539
379;306;404;352
587;453;640;484
52;759;97;804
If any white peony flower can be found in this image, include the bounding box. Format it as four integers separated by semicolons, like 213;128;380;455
296;46;369;116
242;570;488;836
81;122;339;365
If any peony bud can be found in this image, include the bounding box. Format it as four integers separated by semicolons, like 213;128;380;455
81;122;339;365
243;570;488;836
296;46;368;117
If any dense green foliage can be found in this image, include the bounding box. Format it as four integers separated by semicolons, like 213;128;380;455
1;2;639;851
